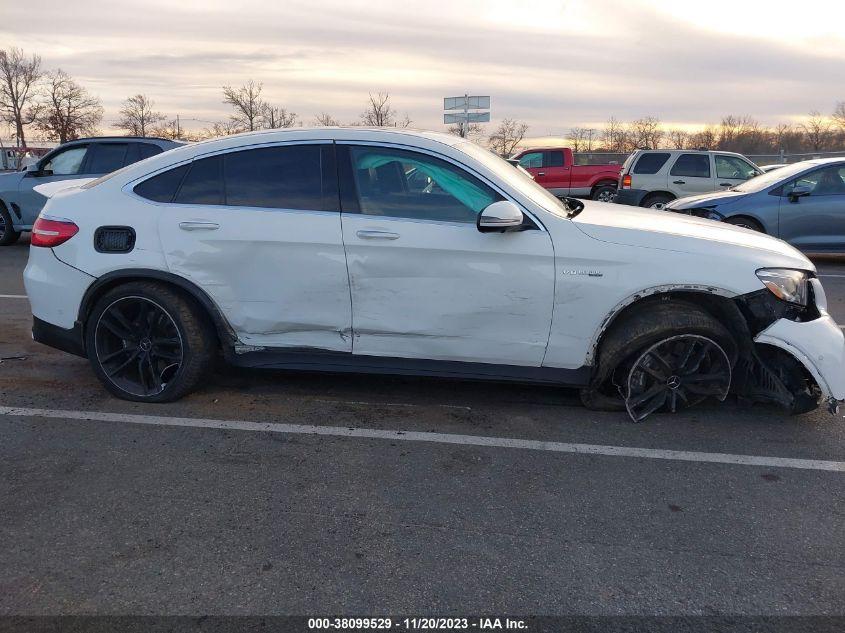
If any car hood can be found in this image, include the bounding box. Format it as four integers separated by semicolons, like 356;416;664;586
665;189;748;209
571;201;811;269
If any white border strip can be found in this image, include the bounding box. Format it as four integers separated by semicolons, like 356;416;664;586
0;294;27;299
1;406;843;472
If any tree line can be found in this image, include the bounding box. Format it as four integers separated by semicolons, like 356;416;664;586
569;109;845;156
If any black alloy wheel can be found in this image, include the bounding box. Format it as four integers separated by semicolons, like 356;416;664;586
94;296;184;397
625;334;731;422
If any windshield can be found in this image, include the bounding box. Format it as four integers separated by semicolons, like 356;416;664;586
732;160;822;192
455;140;572;218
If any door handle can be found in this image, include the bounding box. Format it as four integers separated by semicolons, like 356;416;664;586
719;182;732;187
537;172;545;176
672;180;686;185
356;230;400;240
179;221;220;231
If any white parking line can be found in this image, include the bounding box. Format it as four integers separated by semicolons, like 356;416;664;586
818;274;845;278
0;294;27;299
1;405;843;472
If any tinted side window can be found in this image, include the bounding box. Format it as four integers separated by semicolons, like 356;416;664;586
88;144;129;174
671;154;711;178
175;155;224;205
133;165;189;202
546;151;565;167
349;145;503;223
138;144;163;160
224;145;324;210
633;153;670;174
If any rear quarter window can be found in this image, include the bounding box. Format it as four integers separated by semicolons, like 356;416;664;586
633;153;670;175
133;165;189;202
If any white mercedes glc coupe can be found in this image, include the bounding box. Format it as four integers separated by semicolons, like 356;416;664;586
24;128;845;421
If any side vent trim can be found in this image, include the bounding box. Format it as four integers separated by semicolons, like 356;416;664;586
94;226;136;254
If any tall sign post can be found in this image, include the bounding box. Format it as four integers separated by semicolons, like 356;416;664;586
443;95;491;138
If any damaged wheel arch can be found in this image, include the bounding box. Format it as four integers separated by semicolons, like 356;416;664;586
581;287;832;419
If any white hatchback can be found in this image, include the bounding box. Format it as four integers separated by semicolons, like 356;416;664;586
23;128;845;421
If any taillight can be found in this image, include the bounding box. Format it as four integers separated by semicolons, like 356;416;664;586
621;174;632;189
31;216;79;248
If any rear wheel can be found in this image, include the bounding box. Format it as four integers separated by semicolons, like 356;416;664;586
641;193;673;210
591;185;617;203
0;204;21;246
725;216;764;232
85;281;215;402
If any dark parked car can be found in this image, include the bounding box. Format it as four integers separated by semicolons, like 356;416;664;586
0;136;184;245
665;158;845;254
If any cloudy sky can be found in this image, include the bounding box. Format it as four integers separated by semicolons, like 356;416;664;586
4;0;844;140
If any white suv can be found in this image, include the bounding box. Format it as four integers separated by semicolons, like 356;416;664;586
23;128;844;421
616;149;763;209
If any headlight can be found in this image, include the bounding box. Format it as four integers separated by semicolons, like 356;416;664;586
686;206;724;221
756;268;809;306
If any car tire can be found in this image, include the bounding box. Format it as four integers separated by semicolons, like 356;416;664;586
591;185;617;203
0;204;21;246
581;300;736;419
641;193;674;210
724;216;764;233
85;281;216;402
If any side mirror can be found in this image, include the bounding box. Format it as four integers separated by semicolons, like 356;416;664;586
25;163;40;174
789;185;811;202
477;200;524;233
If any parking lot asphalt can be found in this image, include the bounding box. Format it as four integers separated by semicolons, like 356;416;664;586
1;237;844;616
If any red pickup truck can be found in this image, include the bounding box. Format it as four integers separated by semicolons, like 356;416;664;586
512;147;621;202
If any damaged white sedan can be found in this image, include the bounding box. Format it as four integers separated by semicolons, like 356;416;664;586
24;128;845;421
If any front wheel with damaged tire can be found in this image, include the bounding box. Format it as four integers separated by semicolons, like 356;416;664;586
581;300;737;422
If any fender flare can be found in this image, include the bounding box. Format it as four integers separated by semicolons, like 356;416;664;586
77;268;237;347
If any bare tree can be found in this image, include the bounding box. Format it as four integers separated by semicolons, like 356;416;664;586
115;94;165;137
800;110;833;152
0;47;42;148
222;80;264;132
568;127;587;153
262;104;297;129
34;69;102;143
688;125;717;150
488;118;529;157
629;117;663;149
199;120;243;139
313;112;340;126
601;117;628;153
151;118;187;140
360;92;397;126
667;129;689;149
448;122;484;140
831;101;845;134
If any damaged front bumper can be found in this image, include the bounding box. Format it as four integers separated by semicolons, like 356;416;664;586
755;315;845;410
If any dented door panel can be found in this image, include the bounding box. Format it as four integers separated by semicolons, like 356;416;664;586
159;207;352;351
342;214;555;365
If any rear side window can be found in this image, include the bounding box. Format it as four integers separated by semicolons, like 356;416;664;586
175;155;224;205
139;143;163;160
670;154;711;178
546;151;565;167
633;153;670;174
224;145;324;210
88;144;129;174
133;165;189;202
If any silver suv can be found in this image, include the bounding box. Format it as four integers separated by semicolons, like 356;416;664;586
615;149;762;209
